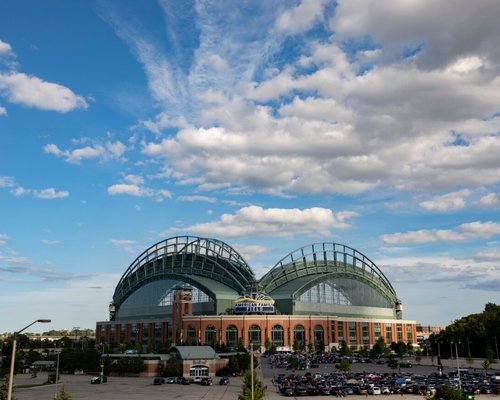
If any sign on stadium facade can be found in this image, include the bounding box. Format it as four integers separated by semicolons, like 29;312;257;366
233;293;275;314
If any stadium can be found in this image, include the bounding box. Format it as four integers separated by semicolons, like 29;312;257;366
96;236;416;355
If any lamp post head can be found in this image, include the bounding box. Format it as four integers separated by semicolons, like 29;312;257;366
37;319;51;323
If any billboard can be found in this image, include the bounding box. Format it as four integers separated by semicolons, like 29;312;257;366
234;292;275;314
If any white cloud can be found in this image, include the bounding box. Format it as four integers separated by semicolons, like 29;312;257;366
177;195;217;203
10;186;30;196
107;184;172;201
44;141;127;164
419;189;471;211
176;205;358;239
0;176;14;188
0;105;6;115
41;239;61;245
381;221;500;245
123;174;144;185
0;233;8;245
110;239;137;253
107;184;152;197
275;0;328;35
111;1;500;199
0;39;13;55
233;243;268;261
475;192;500;208
378;252;500;290
33;188;70;199
0;72;88;112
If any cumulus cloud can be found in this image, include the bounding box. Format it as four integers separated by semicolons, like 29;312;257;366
419;189;471;211
33;188;69;199
381;221;500;244
107;183;172;202
41;239;61;245
0;176;14;188
475;192;500;208
0;72;88;112
110;239;137;253
177;195;217;203
0;105;6;115
0;39;13;56
275;0;328;35
104;1;500;200
0;233;8;246
44;141;127;164
176;205;358;239
233;243;268;261
378;252;500;291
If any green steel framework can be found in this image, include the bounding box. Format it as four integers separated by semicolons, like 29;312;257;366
112;236;401;319
258;242;400;315
112;236;256;316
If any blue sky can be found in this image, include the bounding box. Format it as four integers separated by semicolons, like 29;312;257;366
1;0;499;333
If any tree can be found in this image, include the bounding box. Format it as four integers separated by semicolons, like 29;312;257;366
434;384;463;400
30;367;39;379
264;337;271;353
54;384;72;400
239;369;264;400
415;350;422;365
164;357;182;377
482;359;490;372
0;375;14;400
337;358;351;372
339;340;352;356
370;337;387;358
466;353;473;368
387;355;399;370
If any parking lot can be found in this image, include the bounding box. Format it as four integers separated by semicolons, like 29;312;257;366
13;373;244;400
11;355;500;400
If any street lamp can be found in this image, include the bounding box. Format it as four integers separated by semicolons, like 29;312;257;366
452;340;462;393
7;319;51;400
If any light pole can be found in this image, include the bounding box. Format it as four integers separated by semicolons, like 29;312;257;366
494;337;499;361
453;340;461;392
250;343;254;400
7;319;51;400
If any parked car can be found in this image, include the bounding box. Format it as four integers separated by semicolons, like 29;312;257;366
153;377;165;385
165;377;176;384
201;377;213;386
219;377;229;385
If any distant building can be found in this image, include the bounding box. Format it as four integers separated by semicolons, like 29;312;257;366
96;236;417;375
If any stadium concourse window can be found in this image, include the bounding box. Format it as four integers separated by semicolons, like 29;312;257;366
271;325;284;347
226;325;238;348
314;325;324;350
294;325;305;350
205;325;216;345
248;325;261;348
187;325;197;345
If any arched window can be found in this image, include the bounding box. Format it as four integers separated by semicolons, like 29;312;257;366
294;325;305;350
187;325;197;345
271;325;284;347
205;325;216;345
248;325;261;348
314;325;324;351
226;325;238;348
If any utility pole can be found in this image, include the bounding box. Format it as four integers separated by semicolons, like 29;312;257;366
250;343;254;400
454;340;462;392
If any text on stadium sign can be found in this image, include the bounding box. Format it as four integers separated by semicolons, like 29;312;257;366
233;293;275;314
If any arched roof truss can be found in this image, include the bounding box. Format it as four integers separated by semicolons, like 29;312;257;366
113;236;255;308
259;242;398;305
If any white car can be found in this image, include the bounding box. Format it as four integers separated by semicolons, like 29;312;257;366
370;386;381;395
